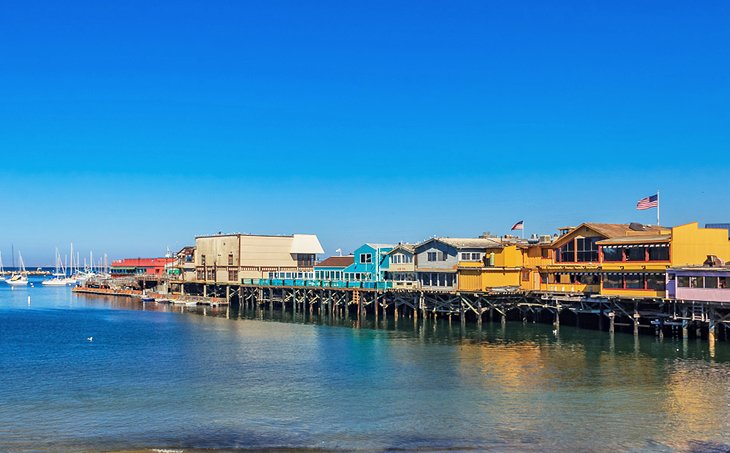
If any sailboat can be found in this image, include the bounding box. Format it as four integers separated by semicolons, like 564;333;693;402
7;251;28;286
42;248;69;286
0;251;5;283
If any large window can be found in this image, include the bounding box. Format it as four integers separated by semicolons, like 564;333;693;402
704;276;718;289
360;253;372;264
625;274;644;289
690;276;703;288
576;237;599;262
604;274;623;288
627;247;647;261
677;276;690;288
559;241;575;262
602;247;623;262
648;246;669;261
646;274;666;291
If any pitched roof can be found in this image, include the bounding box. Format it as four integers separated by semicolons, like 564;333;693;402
365;243;395;249
429;237;504;249
387;244;416;254
553;223;667;247
583;223;665;238
315;256;354;268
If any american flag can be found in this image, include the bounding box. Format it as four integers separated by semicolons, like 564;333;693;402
636;194;658;210
511;220;524;231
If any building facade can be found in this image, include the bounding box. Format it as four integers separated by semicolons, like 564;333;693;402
385;244;417;288
111;257;176;278
341;243;393;283
194;233;324;283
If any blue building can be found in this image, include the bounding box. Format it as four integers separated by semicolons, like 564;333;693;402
342;243;394;285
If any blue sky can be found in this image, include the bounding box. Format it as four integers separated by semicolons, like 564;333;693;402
1;1;729;265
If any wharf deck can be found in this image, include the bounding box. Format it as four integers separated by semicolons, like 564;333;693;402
74;281;730;343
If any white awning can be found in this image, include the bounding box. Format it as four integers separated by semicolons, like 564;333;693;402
290;234;324;254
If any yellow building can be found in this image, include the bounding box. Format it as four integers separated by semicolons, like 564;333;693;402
455;239;526;292
523;222;730;298
536;223;667;294
598;222;730;298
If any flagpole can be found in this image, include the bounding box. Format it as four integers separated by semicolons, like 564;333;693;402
656;190;660;226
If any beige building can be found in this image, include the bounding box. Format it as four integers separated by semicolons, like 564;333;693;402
194;233;324;283
385;244;418;288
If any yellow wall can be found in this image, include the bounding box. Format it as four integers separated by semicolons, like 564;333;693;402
670;222;730;266
458;269;482;291
601;288;664;298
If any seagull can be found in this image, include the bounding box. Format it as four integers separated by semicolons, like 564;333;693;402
87;337;93;342
552;329;558;335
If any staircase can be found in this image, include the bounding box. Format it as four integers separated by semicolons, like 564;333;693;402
690;302;705;322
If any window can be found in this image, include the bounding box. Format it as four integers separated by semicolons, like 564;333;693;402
206;269;215;280
297;254;315;267
704;276;718;289
460;252;481;261
228;269;238;281
627;247;647;261
541;249;551;259
602;247;623;262
427;252;437;262
648;246;669;261
646;274;666;291
540;273;548;284
522;270;530;281
559;241;574;262
197;270;205;280
677;276;690;288
228;254;234;266
625;274;644;289
604;274;623;289
391;254;401;264
576;237;599;262
719;277;728;289
201;255;206;266
360;253;372;264
690;276;703;288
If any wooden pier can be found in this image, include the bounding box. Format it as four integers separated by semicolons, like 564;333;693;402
164;281;730;343
72;278;730;343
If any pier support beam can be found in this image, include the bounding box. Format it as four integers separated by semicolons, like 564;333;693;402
708;308;716;345
608;312;616;335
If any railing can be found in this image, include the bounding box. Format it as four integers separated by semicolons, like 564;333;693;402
241;278;394;290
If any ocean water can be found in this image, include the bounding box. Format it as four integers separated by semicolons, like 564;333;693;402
1;280;729;452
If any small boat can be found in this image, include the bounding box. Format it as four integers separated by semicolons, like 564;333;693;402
0;251;5;283
42;248;72;286
6;251;28;287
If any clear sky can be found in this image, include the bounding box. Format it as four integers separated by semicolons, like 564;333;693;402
2;1;729;265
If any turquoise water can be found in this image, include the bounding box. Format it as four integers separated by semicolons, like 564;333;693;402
1;281;729;452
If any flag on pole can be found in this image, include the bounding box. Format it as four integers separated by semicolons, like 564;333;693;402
636;194;659;210
511;220;524;231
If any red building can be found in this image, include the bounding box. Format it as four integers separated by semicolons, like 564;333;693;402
111;257;176;278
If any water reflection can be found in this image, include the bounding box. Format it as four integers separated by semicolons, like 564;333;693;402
1;290;728;452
